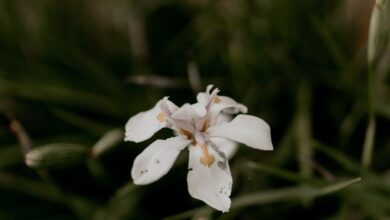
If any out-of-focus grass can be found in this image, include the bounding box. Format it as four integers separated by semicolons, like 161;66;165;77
0;0;389;219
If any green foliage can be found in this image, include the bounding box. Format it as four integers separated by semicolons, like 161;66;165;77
0;0;389;219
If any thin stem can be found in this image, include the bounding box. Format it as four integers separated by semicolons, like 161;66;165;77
163;178;362;220
362;5;378;167
362;117;376;168
296;81;312;178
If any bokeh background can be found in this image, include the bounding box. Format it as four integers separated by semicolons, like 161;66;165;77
0;0;389;219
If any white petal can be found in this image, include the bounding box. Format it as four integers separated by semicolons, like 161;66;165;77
171;104;194;120
131;136;191;185
208;96;248;125
210;137;238;159
198;87;246;115
208;114;273;151
211;114;238;159
187;145;232;212
219;96;248;114
191;103;207;117
171;103;206;120
160;96;179;116
196;92;208;105
216;113;232;124
125;100;169;143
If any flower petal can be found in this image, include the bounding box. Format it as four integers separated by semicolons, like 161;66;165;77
200;96;246;128
218;96;248;114
210;114;238;159
208;114;273;151
198;92;247;113
196;92;208;105
210;137;238;159
125;99;175;143
191;103;207;117
171;103;205;120
187;145;232;212
215;112;232;124
131;136;191;185
160;96;179;116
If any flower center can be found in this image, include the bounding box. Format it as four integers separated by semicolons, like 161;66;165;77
194;131;215;167
156;96;218;167
180;129;193;139
199;119;208;132
197;143;215;167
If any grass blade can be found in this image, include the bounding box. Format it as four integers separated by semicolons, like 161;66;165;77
164;177;361;220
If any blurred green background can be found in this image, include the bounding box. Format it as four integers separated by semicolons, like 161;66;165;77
0;0;389;219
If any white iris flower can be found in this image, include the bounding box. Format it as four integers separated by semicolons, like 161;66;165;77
125;85;273;212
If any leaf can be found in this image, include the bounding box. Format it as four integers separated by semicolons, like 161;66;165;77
311;140;361;172
0;79;125;117
246;161;320;184
163;177;361;220
93;182;139;220
50;108;112;135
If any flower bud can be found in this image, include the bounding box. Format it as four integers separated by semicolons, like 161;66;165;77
91;129;123;158
25;143;89;169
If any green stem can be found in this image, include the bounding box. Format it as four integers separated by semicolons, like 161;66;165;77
362;28;377;168
362;117;376;168
296;81;312;178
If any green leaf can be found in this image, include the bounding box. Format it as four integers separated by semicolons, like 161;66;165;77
50;108;112;135
164;177;361;220
246;161;320;184
312;140;361;172
93;182;139;220
0;79;125;117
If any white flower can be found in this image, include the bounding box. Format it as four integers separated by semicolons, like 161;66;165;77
125;85;273;212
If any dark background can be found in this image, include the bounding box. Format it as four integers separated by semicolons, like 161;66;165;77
0;0;389;219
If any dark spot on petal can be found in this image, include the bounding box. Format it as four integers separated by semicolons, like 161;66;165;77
218;160;227;170
188;168;193;171
156;159;160;164
209;142;227;160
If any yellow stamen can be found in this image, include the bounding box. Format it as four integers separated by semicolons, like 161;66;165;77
157;112;167;122
180;129;193;139
213;96;221;104
198;143;215;167
200;120;208;132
